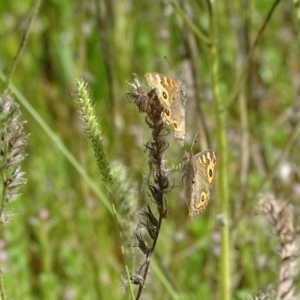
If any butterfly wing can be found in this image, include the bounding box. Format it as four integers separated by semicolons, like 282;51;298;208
189;174;210;217
169;80;187;142
145;72;171;108
145;72;187;143
187;150;217;217
194;150;217;184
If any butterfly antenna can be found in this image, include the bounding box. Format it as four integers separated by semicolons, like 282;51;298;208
163;56;172;69
190;131;199;155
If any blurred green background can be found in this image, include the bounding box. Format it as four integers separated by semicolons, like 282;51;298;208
0;0;300;299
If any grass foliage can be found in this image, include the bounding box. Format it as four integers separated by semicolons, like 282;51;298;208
0;0;300;299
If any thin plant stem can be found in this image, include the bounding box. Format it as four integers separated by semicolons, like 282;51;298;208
178;3;211;147
170;0;211;47
0;269;5;300
5;0;42;89
257;119;300;191
151;259;179;299
227;0;282;110
112;204;135;299
135;214;163;299
208;2;230;300
94;0;116;131
225;0;251;215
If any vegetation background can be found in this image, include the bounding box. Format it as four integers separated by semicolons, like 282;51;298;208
0;0;299;299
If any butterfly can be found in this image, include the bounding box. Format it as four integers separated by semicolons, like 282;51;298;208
182;149;217;217
145;72;187;144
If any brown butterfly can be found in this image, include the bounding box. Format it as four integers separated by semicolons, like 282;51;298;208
145;72;187;144
182;149;217;217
